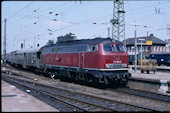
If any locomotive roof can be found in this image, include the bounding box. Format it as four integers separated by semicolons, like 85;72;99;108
45;38;121;48
16;46;42;54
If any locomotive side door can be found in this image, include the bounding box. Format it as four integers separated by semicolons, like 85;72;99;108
78;45;87;68
79;52;84;68
36;52;41;69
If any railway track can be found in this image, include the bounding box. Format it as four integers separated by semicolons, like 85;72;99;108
2;73;164;112
2;68;170;103
2;66;170;102
113;88;170;102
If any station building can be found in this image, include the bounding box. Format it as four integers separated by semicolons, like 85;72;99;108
125;34;167;53
124;34;167;64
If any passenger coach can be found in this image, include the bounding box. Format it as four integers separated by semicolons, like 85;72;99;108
149;52;170;66
7;47;42;70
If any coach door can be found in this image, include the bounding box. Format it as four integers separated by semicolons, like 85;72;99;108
36;52;41;68
23;53;27;68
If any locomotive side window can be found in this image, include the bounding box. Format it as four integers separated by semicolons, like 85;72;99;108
103;44;115;52
52;48;58;53
50;45;87;53
88;44;98;52
72;45;87;53
58;46;72;53
44;47;53;54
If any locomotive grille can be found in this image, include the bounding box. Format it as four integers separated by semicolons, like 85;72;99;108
105;63;127;69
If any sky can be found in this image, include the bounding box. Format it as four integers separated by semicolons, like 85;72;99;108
1;0;170;53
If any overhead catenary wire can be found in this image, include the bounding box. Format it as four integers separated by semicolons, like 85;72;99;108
5;2;87;51
3;1;170;52
9;7;170;42
6;2;72;25
6;1;170;35
6;1;168;33
6;1;81;37
6;1;89;39
7;1;34;20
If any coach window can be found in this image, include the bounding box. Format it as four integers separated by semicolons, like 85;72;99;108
88;44;98;52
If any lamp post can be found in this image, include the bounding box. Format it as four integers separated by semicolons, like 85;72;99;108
130;23;141;73
138;39;145;66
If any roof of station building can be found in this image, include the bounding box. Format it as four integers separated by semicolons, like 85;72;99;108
124;34;167;46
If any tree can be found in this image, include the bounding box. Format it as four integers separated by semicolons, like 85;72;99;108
46;39;54;46
57;33;76;43
45;33;76;45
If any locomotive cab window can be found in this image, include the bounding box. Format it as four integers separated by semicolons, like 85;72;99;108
88;44;98;52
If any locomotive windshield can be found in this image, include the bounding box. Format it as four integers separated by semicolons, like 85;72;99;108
116;44;126;52
103;44;115;52
104;44;126;52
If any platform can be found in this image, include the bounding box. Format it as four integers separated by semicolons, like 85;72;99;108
127;69;170;94
1;80;59;112
129;69;170;82
129;65;170;72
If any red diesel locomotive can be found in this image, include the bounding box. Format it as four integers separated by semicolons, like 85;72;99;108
40;38;131;86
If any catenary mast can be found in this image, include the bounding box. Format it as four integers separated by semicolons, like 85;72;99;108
3;18;7;63
111;0;125;45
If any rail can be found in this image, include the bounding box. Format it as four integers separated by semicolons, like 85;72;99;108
2;74;163;112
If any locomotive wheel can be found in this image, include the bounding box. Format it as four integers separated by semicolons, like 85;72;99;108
104;76;109;85
70;72;77;82
122;78;128;87
92;78;100;87
85;74;93;83
119;76;127;87
43;71;49;77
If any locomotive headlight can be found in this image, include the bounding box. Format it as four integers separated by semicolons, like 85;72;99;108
122;64;127;67
105;64;111;69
